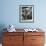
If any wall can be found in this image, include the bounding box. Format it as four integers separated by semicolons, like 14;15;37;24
0;0;46;29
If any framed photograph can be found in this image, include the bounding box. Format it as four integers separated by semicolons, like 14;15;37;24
19;5;34;23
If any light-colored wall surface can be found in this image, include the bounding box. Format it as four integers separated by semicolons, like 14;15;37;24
0;0;46;29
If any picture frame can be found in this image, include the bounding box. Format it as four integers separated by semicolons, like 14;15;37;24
19;5;34;23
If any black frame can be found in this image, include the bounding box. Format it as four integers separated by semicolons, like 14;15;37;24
19;5;34;23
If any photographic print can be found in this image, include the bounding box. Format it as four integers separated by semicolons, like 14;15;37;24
19;5;34;23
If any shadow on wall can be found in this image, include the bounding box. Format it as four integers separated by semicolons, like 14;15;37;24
0;24;7;43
